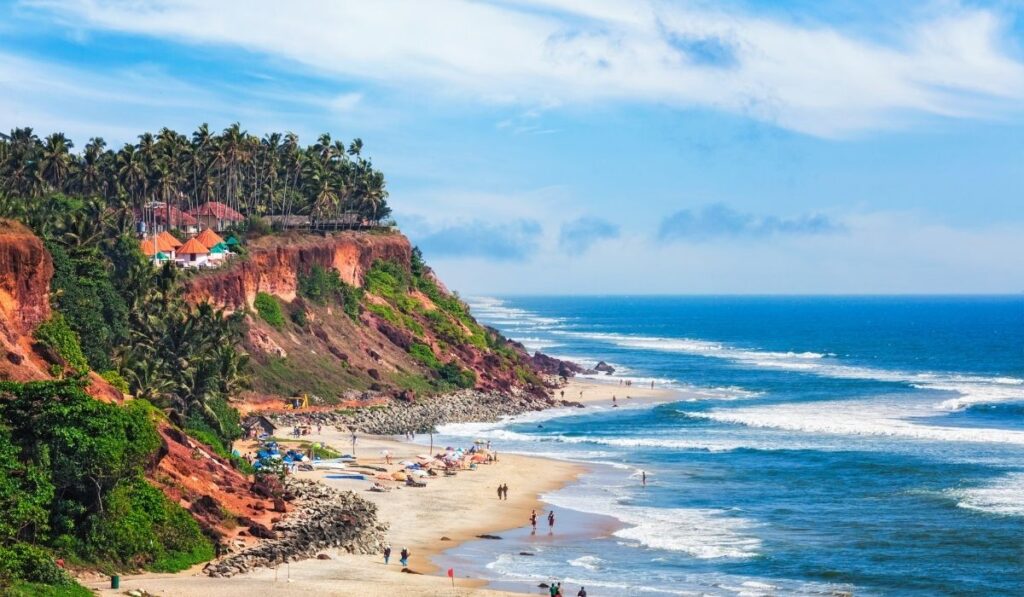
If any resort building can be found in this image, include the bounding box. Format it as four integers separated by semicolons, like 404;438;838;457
140;234;177;265
175;237;210;268
136;202;200;235
189;201;244;231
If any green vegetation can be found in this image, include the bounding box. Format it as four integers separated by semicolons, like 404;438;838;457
256;355;370;401
289;305;309;327
254;292;285;328
32;314;88;373
0;124;391;226
0;192;250;449
364;260;409;300
297;265;362;319
438;362;477;389
0;380;213;588
99;370;130;394
408;342;440;368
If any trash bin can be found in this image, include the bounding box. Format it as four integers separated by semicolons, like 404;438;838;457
111;575;120;589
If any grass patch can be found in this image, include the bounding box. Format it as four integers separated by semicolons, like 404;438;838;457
2;581;93;597
254;292;285;329
33;314;88;372
254;355;371;400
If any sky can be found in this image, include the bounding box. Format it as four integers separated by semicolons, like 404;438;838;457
1;0;1023;295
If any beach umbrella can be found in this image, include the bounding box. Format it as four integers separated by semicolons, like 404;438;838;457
411;469;428;478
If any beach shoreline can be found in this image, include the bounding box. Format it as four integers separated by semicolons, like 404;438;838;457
82;378;681;596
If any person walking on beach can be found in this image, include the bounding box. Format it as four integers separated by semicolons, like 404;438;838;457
530;510;537;529
497;484;503;500
383;544;391;565
577;587;587;597
503;483;509;500
548;510;555;530
399;547;409;567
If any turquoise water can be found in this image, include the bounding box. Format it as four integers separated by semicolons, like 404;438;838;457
437;296;1024;596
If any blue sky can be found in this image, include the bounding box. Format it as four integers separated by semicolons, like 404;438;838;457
2;0;1023;294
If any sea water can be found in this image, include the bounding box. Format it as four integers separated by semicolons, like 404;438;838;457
435;296;1024;596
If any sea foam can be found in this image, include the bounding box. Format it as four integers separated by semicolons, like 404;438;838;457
951;472;1024;517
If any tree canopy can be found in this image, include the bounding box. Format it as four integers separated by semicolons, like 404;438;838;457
0;124;391;224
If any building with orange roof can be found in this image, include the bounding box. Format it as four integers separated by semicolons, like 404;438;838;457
140;235;175;265
176;237;210;268
158;230;183;249
194;228;225;249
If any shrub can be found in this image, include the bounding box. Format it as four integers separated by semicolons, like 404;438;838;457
0;544;74;587
254;292;285;328
364;260;409;300
438;362;476;389
408;343;439;369
367;303;399;325
289;306;308;327
0;381;214;575
297;266;362;319
100;370;130;394
83;480;214;572
33;314;88;373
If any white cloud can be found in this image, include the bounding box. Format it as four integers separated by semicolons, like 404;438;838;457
19;0;1024;136
426;210;1024;294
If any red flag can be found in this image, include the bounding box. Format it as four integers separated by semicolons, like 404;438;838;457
447;567;454;578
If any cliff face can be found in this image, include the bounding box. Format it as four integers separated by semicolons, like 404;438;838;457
0;220;52;340
0;220;53;381
183;230;557;405
185;232;411;309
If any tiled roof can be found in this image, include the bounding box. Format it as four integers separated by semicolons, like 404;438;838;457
177;237;210;255
140;235;175;255
158;230;183;249
189;201;244;221
195;228;225;249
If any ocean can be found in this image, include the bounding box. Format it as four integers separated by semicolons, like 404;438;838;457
434;296;1024;596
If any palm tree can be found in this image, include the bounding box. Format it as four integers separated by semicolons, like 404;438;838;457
38;132;74;191
76;137;106;196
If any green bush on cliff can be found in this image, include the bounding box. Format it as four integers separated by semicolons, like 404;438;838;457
254;292;285;328
297;266;361;319
0;380;215;581
438;362;476;389
100;370;130;394
33;314;88;373
45;237;129;372
409;342;440;368
84;480;213;573
364;260;409;300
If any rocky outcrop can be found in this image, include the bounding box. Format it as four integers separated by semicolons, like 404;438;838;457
0;220;52;338
269;389;578;435
531;352;584;379
185;232;411;310
0;220;53;381
204;478;387;577
594;360;615;375
151;422;274;551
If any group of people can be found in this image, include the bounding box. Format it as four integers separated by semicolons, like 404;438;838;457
547;581;587;596
496;483;509;500
382;544;409;567
529;509;556;530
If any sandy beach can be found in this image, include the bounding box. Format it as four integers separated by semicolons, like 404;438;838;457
83;379;678;596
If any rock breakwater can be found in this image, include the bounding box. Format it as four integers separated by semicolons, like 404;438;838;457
204;478;387;577
268;389;579;435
